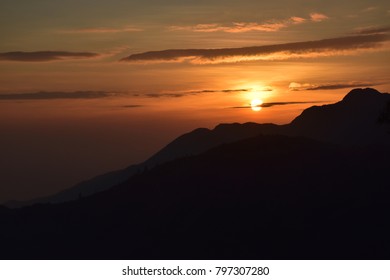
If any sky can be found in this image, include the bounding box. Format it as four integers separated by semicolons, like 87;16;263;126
0;0;389;202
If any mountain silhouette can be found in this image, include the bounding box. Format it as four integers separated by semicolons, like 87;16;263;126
287;88;390;145
1;133;389;259
0;88;390;259
4;123;279;208
3;88;390;210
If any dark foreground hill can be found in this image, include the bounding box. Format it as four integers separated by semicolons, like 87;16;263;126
1;134;389;259
5;88;390;207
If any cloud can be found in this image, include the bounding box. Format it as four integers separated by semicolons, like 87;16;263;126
354;26;390;35
348;7;380;18
225;22;288;33
290;17;307;24
143;93;185;98
60;26;142;34
231;101;324;109
289;81;379;91
121;105;143;108
362;7;377;13
0;91;122;100
120;33;390;64
169;22;286;33
0;88;253;101
0;51;100;62
140;88;251;98
169;16;307;33
190;88;251;94
170;13;325;34
170;23;227;33
310;13;329;22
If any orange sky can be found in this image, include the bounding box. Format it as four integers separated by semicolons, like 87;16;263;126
0;0;389;202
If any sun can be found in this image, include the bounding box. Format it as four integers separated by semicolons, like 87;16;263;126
250;99;263;112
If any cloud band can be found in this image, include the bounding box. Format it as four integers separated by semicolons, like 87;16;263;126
121;34;389;64
0;51;100;62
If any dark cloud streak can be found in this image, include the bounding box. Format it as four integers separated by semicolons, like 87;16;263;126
191;88;251;93
0;51;99;62
0;88;251;100
231;101;325;109
121;105;143;108
310;83;378;90
355;26;390;35
289;82;380;91
142;88;251;98
143;93;184;98
120;34;389;64
0;91;120;100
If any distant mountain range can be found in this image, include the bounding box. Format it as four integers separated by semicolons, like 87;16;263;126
5;88;389;208
1;88;390;259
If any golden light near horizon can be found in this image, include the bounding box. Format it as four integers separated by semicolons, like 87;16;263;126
250;99;263;111
1;0;389;207
238;86;269;112
247;84;272;95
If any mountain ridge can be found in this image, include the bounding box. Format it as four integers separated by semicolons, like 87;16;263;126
4;87;390;208
1;87;390;258
1;133;389;259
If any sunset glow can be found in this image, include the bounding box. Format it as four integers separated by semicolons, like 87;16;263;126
0;0;389;202
251;99;263;111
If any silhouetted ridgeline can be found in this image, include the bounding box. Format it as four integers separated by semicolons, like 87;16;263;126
5;88;390;208
0;134;389;259
0;88;390;259
4;124;279;208
288;88;390;145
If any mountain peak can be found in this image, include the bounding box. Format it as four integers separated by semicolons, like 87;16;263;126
289;87;390;145
342;87;382;102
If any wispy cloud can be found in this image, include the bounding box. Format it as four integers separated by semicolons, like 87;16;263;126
0;91;122;100
142;93;185;98
362;6;378;13
291;17;307;24
169;16;307;33
0;51;100;62
170;23;227;33
224;21;289;33
137;88;251;98
169;13;328;34
354;26;390;35
190;88;251;94
121;105;143;108
120;33;390;64
231;101;324;109
310;13;329;22
59;26;143;34
348;7;380;18
289;81;379;91
0;88;252;100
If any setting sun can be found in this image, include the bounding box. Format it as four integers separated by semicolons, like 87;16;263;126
1;0;390;268
251;99;263;111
